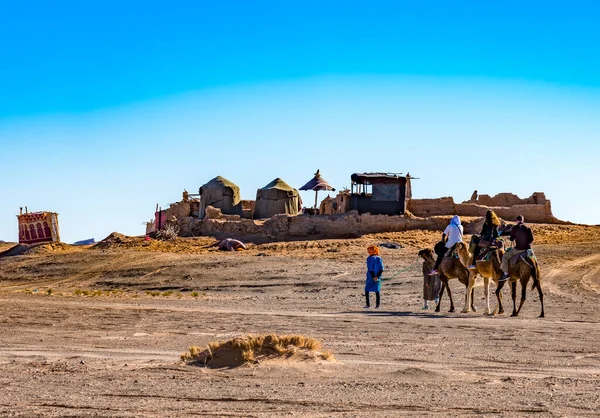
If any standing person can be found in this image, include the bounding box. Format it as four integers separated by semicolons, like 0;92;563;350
364;245;384;309
499;215;534;281
469;210;500;268
429;215;464;275
421;250;440;309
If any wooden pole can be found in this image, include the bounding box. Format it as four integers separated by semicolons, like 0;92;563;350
314;190;318;209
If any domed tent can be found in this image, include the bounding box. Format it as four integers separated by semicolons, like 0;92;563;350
254;178;301;219
199;176;242;219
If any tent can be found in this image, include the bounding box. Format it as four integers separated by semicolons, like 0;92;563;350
299;169;335;209
199;176;242;219
254;178;300;218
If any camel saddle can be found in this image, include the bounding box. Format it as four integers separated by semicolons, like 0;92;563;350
477;238;505;261
508;248;536;266
444;245;461;260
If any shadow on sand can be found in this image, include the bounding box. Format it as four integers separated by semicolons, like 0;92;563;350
335;310;474;319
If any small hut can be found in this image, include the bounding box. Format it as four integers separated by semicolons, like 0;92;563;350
254;178;300;219
199;176;242;219
350;173;412;215
17;209;60;244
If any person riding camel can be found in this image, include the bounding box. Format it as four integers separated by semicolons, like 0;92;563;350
469;210;500;268
499;215;534;281
429;215;463;276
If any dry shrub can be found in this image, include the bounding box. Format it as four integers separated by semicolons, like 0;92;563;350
180;334;334;367
156;223;180;241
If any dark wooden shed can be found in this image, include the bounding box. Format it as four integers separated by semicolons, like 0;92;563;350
350;173;412;215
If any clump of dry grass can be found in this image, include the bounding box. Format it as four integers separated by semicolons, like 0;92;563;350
72;289;105;297
156;224;180;241
180;334;334;367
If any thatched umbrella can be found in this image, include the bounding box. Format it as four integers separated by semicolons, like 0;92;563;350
299;169;335;209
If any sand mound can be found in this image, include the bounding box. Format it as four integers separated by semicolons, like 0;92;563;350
23;243;73;254
181;334;335;368
93;232;130;249
0;244;33;257
0;242;72;257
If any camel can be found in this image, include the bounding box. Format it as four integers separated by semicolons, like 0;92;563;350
468;236;505;315
418;243;476;313
496;251;545;318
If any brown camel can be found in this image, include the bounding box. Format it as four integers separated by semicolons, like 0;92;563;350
496;251;544;318
418;243;476;313
468;236;506;315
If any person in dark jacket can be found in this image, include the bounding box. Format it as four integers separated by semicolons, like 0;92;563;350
499;215;534;281
469;210;500;268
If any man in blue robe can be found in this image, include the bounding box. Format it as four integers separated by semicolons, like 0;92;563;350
365;245;384;309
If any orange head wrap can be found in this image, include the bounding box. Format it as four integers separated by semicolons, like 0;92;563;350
367;245;380;256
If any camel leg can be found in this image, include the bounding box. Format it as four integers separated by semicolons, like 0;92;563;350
536;282;545;318
446;282;455;313
470;287;477;312
510;280;518;316
462;273;475;313
483;277;490;315
495;280;505;315
435;280;445;313
516;278;529;316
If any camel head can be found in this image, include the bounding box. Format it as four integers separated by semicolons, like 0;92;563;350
455;242;473;267
418;248;435;263
468;235;479;254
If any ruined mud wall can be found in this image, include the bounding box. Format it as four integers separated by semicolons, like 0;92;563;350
466;192;548;207
319;192;351;215
163;201;192;222
407;193;561;224
240;200;255;219
177;206;457;240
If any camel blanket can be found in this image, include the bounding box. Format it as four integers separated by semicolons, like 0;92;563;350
423;273;442;301
218;239;246;251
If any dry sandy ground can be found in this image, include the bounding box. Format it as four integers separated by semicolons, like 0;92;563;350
1;225;599;417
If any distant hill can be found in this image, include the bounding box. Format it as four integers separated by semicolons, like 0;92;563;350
73;238;96;246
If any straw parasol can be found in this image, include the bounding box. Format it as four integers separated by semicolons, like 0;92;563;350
299;169;335;209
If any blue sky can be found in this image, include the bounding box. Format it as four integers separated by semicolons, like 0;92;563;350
1;1;599;242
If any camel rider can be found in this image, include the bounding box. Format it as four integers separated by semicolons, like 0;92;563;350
469;210;500;268
429;215;464;275
499;215;534;281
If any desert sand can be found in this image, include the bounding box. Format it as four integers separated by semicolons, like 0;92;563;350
1;224;600;417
